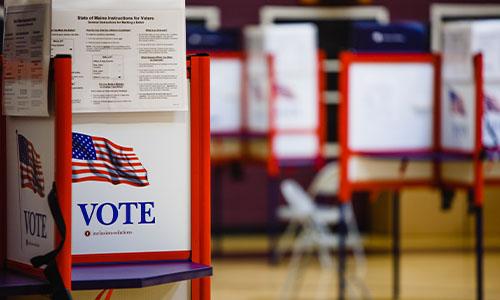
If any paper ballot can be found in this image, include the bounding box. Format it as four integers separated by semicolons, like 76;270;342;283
51;0;187;113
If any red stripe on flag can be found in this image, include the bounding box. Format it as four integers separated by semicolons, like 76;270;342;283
72;176;149;187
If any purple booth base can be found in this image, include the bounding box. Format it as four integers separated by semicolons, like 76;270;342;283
0;261;212;296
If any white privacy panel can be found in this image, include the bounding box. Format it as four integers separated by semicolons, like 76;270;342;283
71;112;190;255
442;20;500;151
6;117;56;267
244;24;319;133
443;20;500;81
210;57;243;134
440;82;476;152
483;83;500;149
348;62;435;152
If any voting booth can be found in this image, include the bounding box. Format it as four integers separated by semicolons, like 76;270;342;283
260;6;390;158
440;20;500;200
337;51;441;300
1;1;212;299
338;52;440;202
437;20;500;300
244;24;325;175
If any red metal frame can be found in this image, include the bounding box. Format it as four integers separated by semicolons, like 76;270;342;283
1;57;6;268
54;56;73;290
339;52;441;202
189;55;212;300
473;54;485;207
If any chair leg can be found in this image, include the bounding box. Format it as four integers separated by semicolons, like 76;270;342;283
346;203;372;300
281;231;311;300
275;221;299;263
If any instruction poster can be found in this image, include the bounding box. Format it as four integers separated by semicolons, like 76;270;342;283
2;4;51;116
51;10;187;112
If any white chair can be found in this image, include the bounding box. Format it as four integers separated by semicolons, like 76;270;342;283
277;162;370;299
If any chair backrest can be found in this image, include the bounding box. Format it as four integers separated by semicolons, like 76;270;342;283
307;161;339;198
281;179;315;215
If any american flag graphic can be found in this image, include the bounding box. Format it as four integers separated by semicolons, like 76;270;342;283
275;84;295;100
485;94;500;113
18;134;45;197
72;132;149;187
449;89;466;117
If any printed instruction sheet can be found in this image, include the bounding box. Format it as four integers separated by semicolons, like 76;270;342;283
52;10;187;112
2;4;50;116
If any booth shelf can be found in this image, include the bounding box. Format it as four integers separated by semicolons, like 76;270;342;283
0;269;51;296
1;261;212;296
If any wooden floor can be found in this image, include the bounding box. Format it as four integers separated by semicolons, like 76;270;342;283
212;253;500;300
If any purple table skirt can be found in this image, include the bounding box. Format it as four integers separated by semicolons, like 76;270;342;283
1;261;212;296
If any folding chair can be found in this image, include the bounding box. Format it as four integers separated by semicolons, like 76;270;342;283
277;162;370;299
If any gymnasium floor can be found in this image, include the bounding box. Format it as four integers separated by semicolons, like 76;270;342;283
212;253;500;299
211;234;500;299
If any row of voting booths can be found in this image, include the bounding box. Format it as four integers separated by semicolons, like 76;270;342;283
339;21;500;300
1;0;212;299
190;4;500;300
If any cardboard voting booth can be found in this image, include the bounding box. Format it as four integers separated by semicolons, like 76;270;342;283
260;6;390;157
337;51;487;300
244;24;325;175
1;1;212;299
440;21;500;207
1;55;212;300
338;52;441;201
